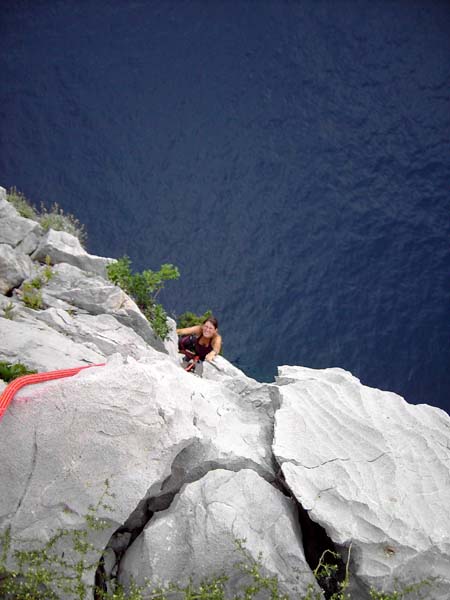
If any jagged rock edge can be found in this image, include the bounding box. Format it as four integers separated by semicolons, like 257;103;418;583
96;384;338;598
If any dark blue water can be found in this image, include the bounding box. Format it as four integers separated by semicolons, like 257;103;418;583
1;1;449;412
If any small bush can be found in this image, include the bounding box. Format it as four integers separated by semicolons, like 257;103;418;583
30;276;43;289
0;482;114;600
177;309;213;329
22;281;43;310
107;257;180;340
0;513;435;600
39;202;87;246
18;262;53;311
2;301;15;319
6;187;38;219
0;361;37;382
6;188;87;247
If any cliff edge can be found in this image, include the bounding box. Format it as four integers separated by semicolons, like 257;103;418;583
1;186;449;599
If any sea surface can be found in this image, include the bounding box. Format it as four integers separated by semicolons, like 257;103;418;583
1;1;449;412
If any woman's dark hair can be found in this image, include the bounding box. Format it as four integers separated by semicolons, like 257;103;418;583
203;316;218;329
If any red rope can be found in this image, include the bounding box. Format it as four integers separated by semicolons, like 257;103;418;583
179;349;201;372
0;364;105;421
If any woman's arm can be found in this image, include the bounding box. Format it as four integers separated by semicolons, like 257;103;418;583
205;334;222;362
176;325;202;336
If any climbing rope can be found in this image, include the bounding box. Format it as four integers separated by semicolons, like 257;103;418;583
179;348;201;372
0;364;105;421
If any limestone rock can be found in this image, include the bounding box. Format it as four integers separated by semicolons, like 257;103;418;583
158;373;276;494
273;366;450;599
2;182;449;599
0;357;283;588
16;226;45;255
0;188;16;217
119;469;322;598
35;308;162;362
0;243;35;294
32;228;114;278
0;202;43;247
41;262;166;352
163;316;180;359
0;356;201;587
0;314;105;370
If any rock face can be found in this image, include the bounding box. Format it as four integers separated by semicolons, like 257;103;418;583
0;243;34;294
119;469;322;598
273;366;450;599
32;228;113;278
1;186;450;599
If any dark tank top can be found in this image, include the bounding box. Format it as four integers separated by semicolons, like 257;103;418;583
194;336;213;360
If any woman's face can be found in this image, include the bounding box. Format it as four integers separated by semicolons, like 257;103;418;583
202;321;216;338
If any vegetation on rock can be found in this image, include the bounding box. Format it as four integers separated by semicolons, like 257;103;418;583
0;361;37;382
177;310;213;329
21;280;44;310
0;499;433;600
2;301;15;319
6;187;87;246
106;257;179;340
20;258;54;311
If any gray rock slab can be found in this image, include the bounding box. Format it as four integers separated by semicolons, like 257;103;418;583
0;315;105;371
273;366;450;599
16;226;45;255
0;243;35;294
163;316;179;359
0;356;201;592
0;190;17;217
32;229;114;277
41;262;166;352
0;356;283;597
156;370;276;495
119;468;322;598
0;212;42;247
34;308;161;362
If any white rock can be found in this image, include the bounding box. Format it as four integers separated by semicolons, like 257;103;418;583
16;226;45;255
119;469;322;598
163;316;179;359
0;358;201;588
32;228;114;278
41;262;166;352
273;366;450;599
0;208;42;247
0;315;105;371
0;243;35;294
0;189;17;217
0;359;280;586
38;309;161;362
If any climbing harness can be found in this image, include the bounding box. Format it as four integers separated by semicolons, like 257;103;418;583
179;348;201;373
178;335;202;373
0;363;105;422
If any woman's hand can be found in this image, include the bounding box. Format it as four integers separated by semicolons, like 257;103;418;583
205;351;217;362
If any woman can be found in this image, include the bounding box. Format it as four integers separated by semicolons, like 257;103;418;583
176;316;222;363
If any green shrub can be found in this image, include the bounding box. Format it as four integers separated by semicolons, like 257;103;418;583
177;309;213;329
30;275;43;289
0;483;114;600
22;281;43;310
0;361;37;382
6;188;87;247
39;202;87;246
107;257;179;340
2;301;15;319
0;521;433;600
6;186;38;219
19;262;53;310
